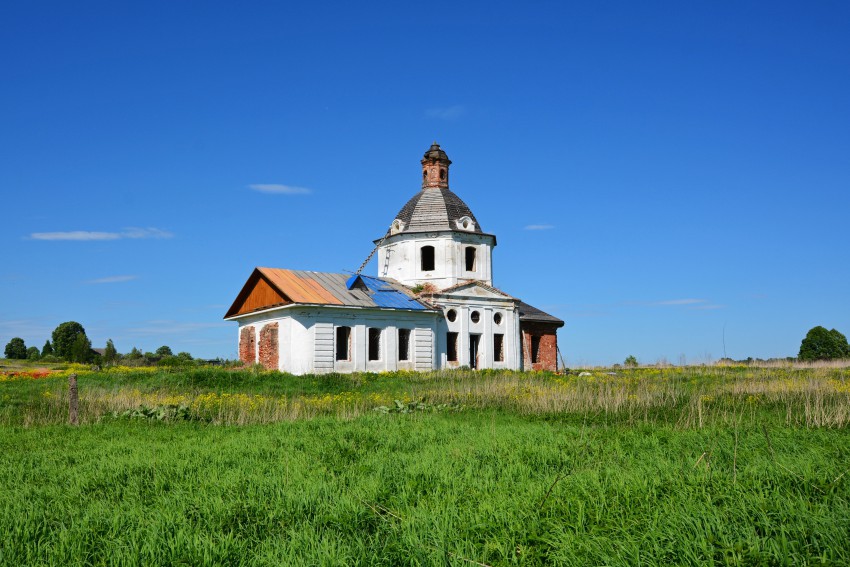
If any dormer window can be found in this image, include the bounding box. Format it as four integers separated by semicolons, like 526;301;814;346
455;216;475;231
391;219;405;234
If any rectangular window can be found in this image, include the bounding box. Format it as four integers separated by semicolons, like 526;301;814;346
368;327;381;361
494;333;504;362
446;332;458;362
335;326;351;361
398;328;410;361
421;245;435;271
465;246;476;271
531;335;541;364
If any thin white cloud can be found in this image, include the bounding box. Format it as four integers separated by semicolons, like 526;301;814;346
86;275;139;284
691;304;725;310
29;227;173;241
652;299;707;306
524;224;555;230
425;105;465;120
248;184;312;195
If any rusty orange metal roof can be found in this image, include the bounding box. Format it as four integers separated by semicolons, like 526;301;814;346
225;268;435;319
257;268;343;305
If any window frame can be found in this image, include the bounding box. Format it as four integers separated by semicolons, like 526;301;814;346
494;333;504;362
446;331;458;362
465;246;476;272
420;245;435;272
368;327;382;361
335;326;351;361
398;328;411;361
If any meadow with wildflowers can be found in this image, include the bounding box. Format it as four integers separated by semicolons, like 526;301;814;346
1;363;849;565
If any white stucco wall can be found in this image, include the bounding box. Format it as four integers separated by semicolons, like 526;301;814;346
229;286;523;374
431;290;522;371
377;231;496;288
230;305;438;375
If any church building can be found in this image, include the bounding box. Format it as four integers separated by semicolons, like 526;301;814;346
225;143;564;374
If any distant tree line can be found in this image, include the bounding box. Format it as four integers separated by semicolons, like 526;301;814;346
3;321;204;367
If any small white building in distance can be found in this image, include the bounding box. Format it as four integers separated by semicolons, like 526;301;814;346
225;143;563;374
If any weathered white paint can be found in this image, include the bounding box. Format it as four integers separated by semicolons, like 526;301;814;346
229;305;440;375
228;282;526;374
376;230;496;289
432;282;523;370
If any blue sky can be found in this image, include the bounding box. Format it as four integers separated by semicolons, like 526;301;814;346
1;1;848;365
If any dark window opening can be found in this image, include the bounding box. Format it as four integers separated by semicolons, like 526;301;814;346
335;326;351;361
494;334;504;362
446;309;457;322
531;335;541;364
368;328;381;361
494;313;502;325
421;246;435;271
469;334;481;369
398;328;410;361
440;168;446;180
470;311;480;323
447;332;458;362
423;170;428;181
465;246;476;271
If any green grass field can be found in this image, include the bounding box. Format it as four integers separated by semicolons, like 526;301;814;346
1;364;849;565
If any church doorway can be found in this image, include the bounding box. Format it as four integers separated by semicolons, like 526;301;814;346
469;334;481;369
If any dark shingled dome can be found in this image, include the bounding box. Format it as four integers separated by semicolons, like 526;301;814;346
422;142;452;164
393;188;483;234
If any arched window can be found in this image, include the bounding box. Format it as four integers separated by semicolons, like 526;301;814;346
465;246;476;271
421;245;435;271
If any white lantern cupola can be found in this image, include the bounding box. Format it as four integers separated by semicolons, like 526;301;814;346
376;143;496;288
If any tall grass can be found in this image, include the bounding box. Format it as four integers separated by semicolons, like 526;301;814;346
1;414;849;565
2;366;850;565
3;366;848;427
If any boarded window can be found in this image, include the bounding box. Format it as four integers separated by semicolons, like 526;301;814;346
531;335;541;364
368;328;381;361
398;328;411;361
465;246;476;271
447;332;458;362
494;333;504;362
421;245;435;271
335;326;351;361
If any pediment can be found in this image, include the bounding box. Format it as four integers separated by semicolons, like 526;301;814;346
437;281;514;300
225;270;291;318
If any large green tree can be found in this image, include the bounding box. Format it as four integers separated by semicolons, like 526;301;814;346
52;321;89;361
41;340;53;357
155;345;173;358
798;326;850;361
4;337;27;359
69;333;93;363
26;346;40;360
103;339;117;365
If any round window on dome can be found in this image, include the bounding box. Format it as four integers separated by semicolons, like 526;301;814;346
470;311;480;323
446;309;457;322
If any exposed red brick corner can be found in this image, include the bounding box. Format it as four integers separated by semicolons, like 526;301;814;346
258;322;279;370
239;326;256;364
521;322;560;372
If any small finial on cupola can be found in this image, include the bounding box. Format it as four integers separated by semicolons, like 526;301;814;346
421;142;451;190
